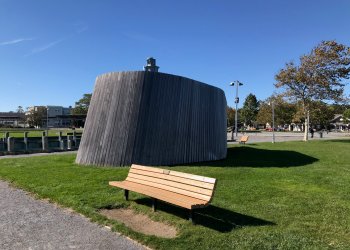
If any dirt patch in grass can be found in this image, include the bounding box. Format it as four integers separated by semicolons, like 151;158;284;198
100;208;177;238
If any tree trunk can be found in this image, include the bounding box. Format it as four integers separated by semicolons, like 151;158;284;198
303;110;309;141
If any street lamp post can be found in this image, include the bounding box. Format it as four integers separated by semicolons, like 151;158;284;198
269;102;275;143
46;106;49;136
230;81;244;139
272;102;275;143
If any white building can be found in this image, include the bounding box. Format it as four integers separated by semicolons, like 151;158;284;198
330;114;350;131
27;106;72;128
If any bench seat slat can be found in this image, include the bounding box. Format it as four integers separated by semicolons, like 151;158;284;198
109;181;208;209
129;168;215;190
111;180;207;205
132;164;216;184
127;172;214;196
126;175;211;201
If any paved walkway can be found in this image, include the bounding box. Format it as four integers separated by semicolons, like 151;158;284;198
0;150;78;159
227;131;350;144
0;181;144;250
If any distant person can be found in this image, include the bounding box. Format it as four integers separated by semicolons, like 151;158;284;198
309;127;314;138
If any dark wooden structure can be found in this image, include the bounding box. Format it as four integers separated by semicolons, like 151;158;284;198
109;164;217;222
76;71;227;166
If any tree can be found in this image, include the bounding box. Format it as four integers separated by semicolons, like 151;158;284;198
343;109;350;120
256;102;271;126
16;106;24;113
72;94;92;115
329;103;350;115
240;93;259;127
275;40;350;141
226;106;235;127
309;101;334;129
256;95;296;127
26;106;46;127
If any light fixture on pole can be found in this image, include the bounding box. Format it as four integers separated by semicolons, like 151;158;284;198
230;81;244;138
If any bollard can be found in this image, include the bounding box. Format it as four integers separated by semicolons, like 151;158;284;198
42;131;47;137
4;132;9;151
58;131;64;150
7;137;15;152
42;135;48;151
67;135;73;150
58;131;63;141
73;131;77;148
24;132;29;151
0;139;4;151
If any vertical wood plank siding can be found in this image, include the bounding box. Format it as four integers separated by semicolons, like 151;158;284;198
76;71;227;167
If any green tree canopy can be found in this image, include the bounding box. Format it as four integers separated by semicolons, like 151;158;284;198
16;106;24;113
226;106;235;127
329;103;350;115
343;109;350;120
240;93;259;126
275;40;350;140
257;95;296;126
72;94;92;115
309;101;335;128
26;106;46;127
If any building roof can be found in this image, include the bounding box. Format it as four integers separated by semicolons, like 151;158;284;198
330;114;349;124
0;112;25;119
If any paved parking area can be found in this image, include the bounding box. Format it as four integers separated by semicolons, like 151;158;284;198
227;131;350;144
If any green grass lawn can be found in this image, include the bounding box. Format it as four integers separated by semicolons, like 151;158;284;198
0;140;350;249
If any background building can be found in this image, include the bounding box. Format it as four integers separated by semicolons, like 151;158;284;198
0;112;25;127
45;106;72;127
25;106;85;128
330;114;350;131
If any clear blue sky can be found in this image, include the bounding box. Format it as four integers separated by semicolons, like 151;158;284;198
1;0;350;111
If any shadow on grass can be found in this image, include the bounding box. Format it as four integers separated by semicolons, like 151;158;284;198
135;198;275;232
188;146;318;168
325;139;350;144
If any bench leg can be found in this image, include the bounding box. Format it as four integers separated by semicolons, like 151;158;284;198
189;210;195;224
124;189;129;201
152;198;157;212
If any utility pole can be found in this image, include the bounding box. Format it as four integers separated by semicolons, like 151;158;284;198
230;81;244;138
272;102;275;143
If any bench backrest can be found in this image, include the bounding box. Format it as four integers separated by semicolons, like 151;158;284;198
126;164;216;202
240;135;249;142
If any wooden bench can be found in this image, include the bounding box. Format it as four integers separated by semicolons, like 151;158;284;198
239;135;249;144
109;164;217;223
